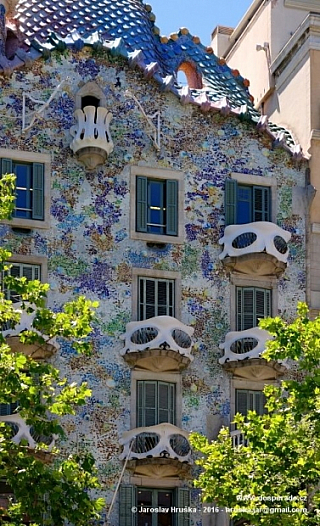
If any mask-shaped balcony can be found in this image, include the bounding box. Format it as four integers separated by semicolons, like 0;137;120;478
219;328;287;380
70;105;114;170
120;423;192;467
0;413;55;450
120;316;194;372
2;302;59;359
219;222;291;277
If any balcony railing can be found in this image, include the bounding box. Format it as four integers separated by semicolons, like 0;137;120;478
219;328;271;363
120;423;192;463
120;316;194;360
219;221;291;263
2;302;59;358
0;413;55;449
70;105;114;169
230;429;247;447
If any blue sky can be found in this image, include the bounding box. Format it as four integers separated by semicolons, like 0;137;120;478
149;1;253;45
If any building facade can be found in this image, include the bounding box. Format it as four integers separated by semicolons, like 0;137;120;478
212;0;320;317
0;1;309;525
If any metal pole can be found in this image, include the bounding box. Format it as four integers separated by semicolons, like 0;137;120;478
105;437;135;525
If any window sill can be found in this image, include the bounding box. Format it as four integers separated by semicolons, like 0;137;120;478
1;218;50;230
130;231;184;244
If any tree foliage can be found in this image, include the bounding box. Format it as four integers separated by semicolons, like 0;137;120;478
190;303;320;525
0;174;104;525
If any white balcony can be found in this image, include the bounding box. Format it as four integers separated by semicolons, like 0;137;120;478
120;316;194;371
0;413;55;449
70;105;114;169
219;328;287;379
2;302;59;359
219;327;271;364
219;222;291;276
119;423;192;464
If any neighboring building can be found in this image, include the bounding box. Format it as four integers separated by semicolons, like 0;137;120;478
211;0;320;317
0;1;309;525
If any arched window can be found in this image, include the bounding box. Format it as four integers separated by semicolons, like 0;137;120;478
177;61;202;89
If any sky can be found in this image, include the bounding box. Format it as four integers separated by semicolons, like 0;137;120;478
149;1;254;45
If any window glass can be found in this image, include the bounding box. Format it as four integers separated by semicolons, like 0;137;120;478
136;176;178;236
2;263;41;303
137;489;173;526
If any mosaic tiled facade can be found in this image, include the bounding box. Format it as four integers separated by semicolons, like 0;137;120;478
0;1;309;525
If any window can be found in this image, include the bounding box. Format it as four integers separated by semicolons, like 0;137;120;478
138;277;175;320
137;380;175;427
136;176;178;236
225;179;271;226
2;262;41;303
1;159;44;221
130;166;184;244
0;402;19;416
236;287;271;330
119;486;190;526
236;389;267;417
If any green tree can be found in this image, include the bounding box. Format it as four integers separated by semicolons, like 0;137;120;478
0;174;104;525
190;303;320;525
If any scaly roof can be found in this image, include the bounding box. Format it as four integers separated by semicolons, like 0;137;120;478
0;0;302;156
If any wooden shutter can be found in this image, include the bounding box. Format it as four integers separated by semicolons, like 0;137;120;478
176;488;190;526
145;278;156;319
253;186;270;221
158;382;175;424
255;288;271;325
1;158;13;176
137;381;157;427
254;391;266;416
225;178;237;226
236;390;248;417
119;485;136;526
136;176;148;232
32;163;44;220
166;179;178;235
237;287;254;331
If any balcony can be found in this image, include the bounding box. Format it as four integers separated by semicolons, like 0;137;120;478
120;316;194;372
70;105;114;169
120;423;191;463
219;222;291;276
219;328;286;379
2;302;59;359
230;429;247;447
0;413;55;450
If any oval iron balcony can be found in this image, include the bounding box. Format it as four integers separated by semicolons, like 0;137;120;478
120;423;192;463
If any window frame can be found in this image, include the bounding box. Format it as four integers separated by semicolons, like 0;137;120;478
225;172;277;226
132;268;181;321
0;149;51;229
131;370;182;430
231;378;275;425
130;166;185;244
136;380;176;427
230;274;277;331
1;255;48;303
138;275;175;321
